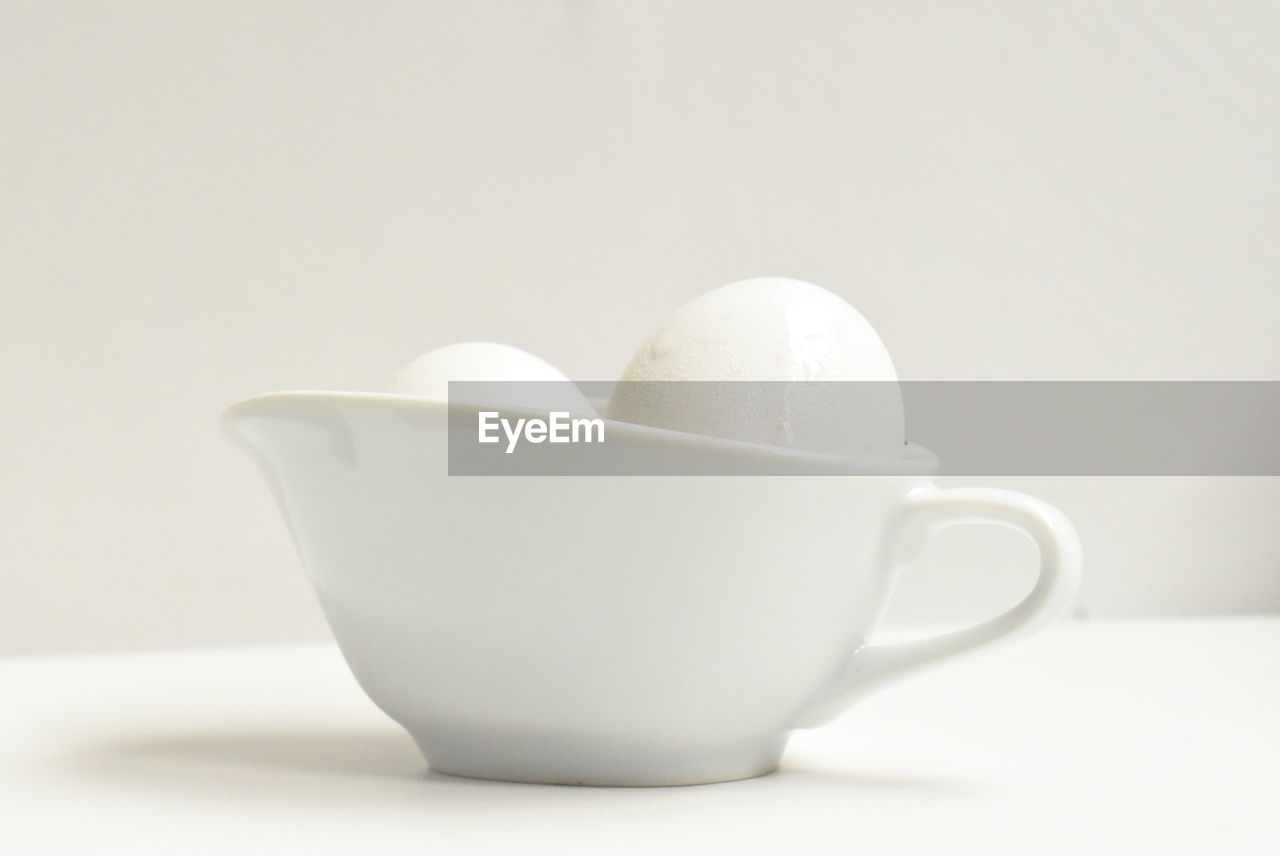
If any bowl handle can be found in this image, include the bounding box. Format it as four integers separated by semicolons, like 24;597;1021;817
794;485;1082;728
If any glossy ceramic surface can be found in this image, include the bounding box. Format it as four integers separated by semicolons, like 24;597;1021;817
225;392;1081;786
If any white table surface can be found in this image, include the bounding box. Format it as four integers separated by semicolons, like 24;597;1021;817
3;619;1277;855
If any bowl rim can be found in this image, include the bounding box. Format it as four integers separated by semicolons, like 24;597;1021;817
224;390;940;476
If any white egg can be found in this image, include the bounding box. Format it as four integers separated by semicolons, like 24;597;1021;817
607;278;904;457
391;342;596;417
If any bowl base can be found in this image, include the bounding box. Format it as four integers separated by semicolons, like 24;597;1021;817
412;725;788;787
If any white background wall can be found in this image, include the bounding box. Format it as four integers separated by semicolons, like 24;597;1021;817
3;1;1278;655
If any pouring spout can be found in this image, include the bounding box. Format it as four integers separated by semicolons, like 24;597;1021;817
223;390;452;481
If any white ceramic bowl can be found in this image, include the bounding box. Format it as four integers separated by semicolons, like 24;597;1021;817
225;391;1080;786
